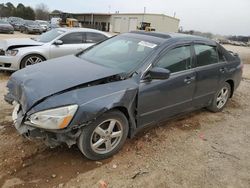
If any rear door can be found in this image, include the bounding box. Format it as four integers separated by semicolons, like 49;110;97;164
137;44;196;127
192;44;226;107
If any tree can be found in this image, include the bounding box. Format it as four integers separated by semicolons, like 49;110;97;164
24;6;35;20
35;3;49;20
15;3;25;18
51;10;62;14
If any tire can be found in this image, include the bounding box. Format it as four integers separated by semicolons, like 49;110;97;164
20;54;46;69
77;110;129;160
207;82;231;112
25;28;29;34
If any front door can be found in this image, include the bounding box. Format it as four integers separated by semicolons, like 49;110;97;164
137;45;196;127
50;32;87;59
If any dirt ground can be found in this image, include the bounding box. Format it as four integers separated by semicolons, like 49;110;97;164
0;33;249;188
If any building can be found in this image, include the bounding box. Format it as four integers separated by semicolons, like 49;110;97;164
50;12;180;33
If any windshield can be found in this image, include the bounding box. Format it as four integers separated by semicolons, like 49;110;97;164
79;36;158;73
34;29;65;43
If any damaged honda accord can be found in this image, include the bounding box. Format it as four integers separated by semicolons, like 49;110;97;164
5;31;242;160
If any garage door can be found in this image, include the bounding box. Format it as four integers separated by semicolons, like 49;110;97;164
129;18;138;31
114;18;121;33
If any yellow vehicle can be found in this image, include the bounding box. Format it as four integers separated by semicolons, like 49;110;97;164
65;18;79;28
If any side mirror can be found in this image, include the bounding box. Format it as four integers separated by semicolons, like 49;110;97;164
145;67;170;80
54;40;63;45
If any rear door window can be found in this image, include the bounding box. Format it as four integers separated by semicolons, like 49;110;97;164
156;46;192;73
86;32;107;43
194;44;219;67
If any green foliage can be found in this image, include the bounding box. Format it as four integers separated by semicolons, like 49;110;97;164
0;2;44;20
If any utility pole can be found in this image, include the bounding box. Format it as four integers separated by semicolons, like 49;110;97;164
142;7;146;23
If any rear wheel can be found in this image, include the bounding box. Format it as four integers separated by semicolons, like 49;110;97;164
77;110;129;160
20;54;45;69
207;82;231;112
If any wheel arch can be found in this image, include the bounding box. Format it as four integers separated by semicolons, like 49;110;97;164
20;53;47;69
98;105;136;138
225;79;234;98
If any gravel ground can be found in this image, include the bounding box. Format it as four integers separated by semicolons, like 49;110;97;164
0;33;249;188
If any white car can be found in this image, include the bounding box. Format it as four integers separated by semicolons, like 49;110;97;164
0;28;111;71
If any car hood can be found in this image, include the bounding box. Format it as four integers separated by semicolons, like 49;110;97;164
0;38;43;51
6;55;124;113
0;24;13;28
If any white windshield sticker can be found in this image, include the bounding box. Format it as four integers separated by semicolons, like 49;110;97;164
138;41;157;48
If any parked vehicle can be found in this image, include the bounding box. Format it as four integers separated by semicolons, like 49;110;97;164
35;20;50;32
7;17;24;31
0;20;14;34
19;20;43;34
0;28;111;71
5;31;242;160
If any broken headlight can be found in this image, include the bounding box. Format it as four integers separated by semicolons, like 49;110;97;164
6;49;18;56
28;105;78;130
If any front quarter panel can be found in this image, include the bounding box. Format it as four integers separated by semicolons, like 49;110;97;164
27;78;139;132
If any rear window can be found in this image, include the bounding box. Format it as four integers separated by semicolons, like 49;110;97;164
194;44;219;67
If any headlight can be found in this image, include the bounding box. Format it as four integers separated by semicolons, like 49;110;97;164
28;105;78;130
6;49;18;56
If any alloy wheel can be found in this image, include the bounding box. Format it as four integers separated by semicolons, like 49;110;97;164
24;56;43;67
90;119;123;154
216;87;229;109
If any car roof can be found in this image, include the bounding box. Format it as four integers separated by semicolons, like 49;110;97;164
57;28;111;36
129;31;216;46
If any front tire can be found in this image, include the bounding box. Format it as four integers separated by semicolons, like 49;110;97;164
20;54;45;69
207;82;231;112
77;110;129;160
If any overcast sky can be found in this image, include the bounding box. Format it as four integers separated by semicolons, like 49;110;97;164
2;0;250;35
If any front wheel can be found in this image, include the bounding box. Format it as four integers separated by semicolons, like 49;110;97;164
20;54;45;69
207;82;231;112
77;110;129;160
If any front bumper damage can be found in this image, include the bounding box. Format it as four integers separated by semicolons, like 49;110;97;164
12;102;82;148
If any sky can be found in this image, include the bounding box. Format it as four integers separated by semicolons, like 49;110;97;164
2;0;250;36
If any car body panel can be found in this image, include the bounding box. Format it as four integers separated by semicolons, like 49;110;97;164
138;69;196;126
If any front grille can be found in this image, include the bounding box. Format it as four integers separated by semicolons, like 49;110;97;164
0;49;5;56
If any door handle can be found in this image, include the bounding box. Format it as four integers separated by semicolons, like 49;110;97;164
184;76;195;84
220;68;226;73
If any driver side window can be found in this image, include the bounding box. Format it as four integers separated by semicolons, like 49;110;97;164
60;32;84;44
156;46;192;73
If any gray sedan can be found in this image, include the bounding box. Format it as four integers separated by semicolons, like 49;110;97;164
5;31;242;160
0;28;111;71
0;20;14;34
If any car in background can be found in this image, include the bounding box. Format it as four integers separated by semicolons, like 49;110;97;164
0;20;14;34
0;28;111;71
7;17;24;31
20;20;43;34
5;31;242;160
35;20;50;32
